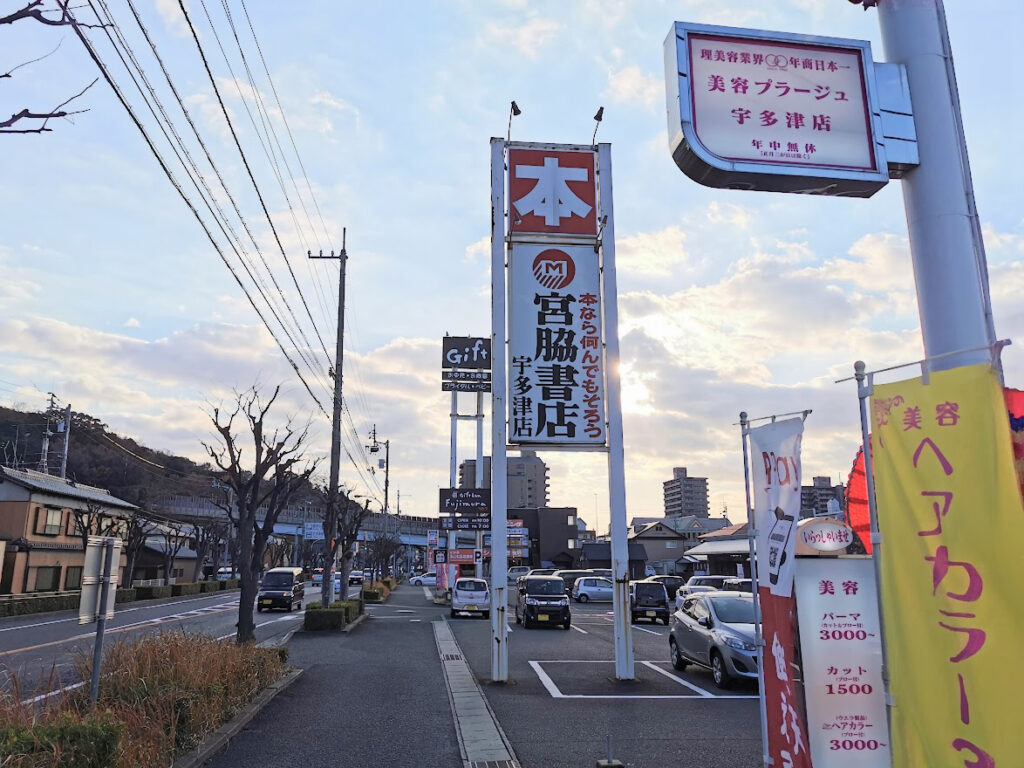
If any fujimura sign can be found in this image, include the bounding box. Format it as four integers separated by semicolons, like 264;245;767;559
664;22;890;197
506;145;607;446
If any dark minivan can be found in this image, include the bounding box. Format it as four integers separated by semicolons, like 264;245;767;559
515;575;571;630
630;580;670;625
257;567;304;612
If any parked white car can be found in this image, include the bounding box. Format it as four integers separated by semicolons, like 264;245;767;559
572;576;613;603
507;566;531;585
675;575;731;610
451;577;490;619
410;572;436;586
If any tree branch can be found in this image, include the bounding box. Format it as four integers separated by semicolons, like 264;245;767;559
0;77;95;132
1;0;107;28
1;38;62;78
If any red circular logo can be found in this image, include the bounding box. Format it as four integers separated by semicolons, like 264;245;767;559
532;249;575;290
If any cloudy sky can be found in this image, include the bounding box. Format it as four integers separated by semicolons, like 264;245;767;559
1;1;1021;536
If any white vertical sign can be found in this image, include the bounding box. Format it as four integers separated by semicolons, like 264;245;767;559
795;558;891;766
508;242;605;445
747;417;803;597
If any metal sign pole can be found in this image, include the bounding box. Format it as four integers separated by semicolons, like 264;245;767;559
853;361;895;738
448;390;458;597
597;142;634;680
739;412;771;768
475;391;485;577
489;136;509;682
877;0;995;370
89;538;114;706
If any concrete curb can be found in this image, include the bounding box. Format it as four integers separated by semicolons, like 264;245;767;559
170;667;303;768
342;612;367;633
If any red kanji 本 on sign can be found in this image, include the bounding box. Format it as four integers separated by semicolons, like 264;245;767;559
508;149;597;236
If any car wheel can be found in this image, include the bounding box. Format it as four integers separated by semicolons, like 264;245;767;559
483;610;490;620
563;620;571;630
256;605;263;613
662;616;670;626
711;650;733;690
670;639;688;671
286;601;293;612
579;594;589;603
450;608;456;619
630;613;637;624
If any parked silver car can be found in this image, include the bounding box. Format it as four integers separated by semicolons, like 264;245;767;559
669;592;758;689
674;574;731;610
571;576;613;602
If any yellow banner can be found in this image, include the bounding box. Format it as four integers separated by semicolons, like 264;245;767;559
872;363;1024;767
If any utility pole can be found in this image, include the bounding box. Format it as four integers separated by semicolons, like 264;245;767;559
310;228;347;607
368;425;390;513
59;404;72;479
38;392;58;475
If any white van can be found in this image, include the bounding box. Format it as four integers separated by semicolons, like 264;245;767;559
451;577;490;619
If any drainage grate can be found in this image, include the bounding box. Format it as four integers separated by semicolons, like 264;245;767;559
470;761;517;768
442;653;463;661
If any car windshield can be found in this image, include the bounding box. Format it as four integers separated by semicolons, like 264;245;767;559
710;596;755;624
525;579;563;596
635;583;665;599
262;573;293;587
458;580;487;592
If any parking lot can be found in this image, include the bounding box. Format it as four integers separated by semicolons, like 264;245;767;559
443;592;763;767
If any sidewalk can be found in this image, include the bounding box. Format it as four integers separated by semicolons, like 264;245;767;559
203;586;464;768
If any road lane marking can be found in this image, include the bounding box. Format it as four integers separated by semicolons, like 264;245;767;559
0;595;240;634
529;660;564;698
20;680;86;705
570;625;588;634
1;605;238;658
422;586;432;600
640;660;714;697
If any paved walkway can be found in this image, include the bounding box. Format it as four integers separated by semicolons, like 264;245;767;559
434;620;519;767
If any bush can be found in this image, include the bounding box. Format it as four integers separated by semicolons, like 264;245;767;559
199;580;220;593
115;588;136;604
171;582;200;597
0;712;122;768
303;607;345;631
362;588;383;603
223;578;240;590
133;585;172;600
382;577;397;591
0;593;79;618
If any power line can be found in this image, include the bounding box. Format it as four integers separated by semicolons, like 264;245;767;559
182;0;333;366
61;0;330;418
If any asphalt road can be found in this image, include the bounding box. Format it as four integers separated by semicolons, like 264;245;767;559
0;581;358;700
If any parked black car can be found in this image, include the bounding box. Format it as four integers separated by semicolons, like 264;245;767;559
515;575;571;630
257;567;304;612
646;574;686;601
630;580;670;625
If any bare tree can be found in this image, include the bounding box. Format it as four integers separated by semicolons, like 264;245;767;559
156;518;187;586
320;492;370;607
71;501;122;554
190;518;229;582
123;509;156;586
203;386;319;643
364;530;402;586
264;536;292;569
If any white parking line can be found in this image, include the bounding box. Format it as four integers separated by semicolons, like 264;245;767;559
422;586;433;600
528;660;757;700
632;625;661;635
20;680;86;705
640;660;715;697
570;625;588;634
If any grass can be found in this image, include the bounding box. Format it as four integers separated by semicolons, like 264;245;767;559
0;631;287;767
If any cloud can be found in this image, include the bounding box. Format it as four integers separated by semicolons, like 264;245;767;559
155;0;189;36
604;65;661;110
463;237;489;265
616;226;689;278
478;15;560;59
124;317;141;328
